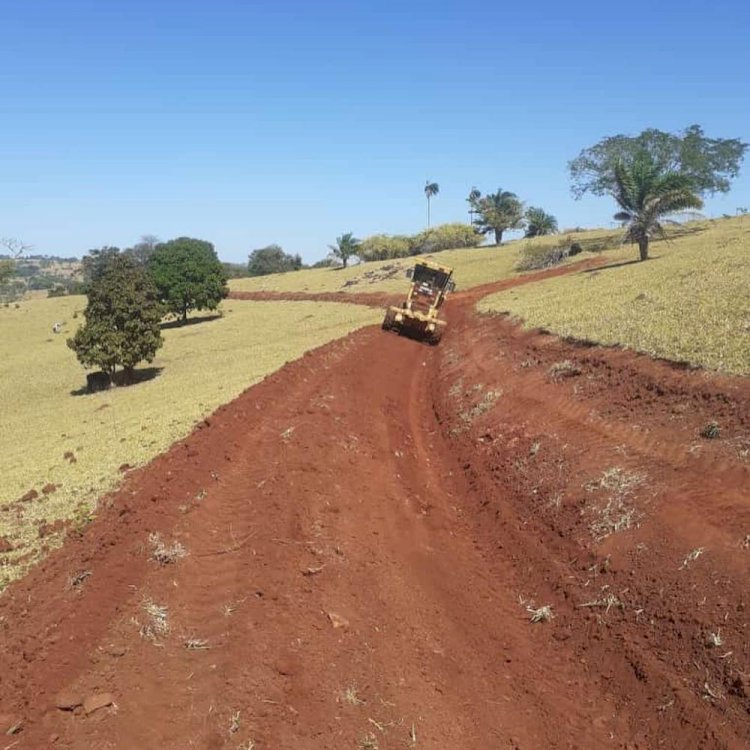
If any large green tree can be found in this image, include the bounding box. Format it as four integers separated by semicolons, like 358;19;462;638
611;154;703;261
149;237;228;321
524;207;558;237
247;244;303;276
68;254;163;384
569;125;747;200
469;189;525;244
328;232;360;268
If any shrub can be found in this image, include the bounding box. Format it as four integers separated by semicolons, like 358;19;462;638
516;244;570;271
410;223;482;254
310;257;337;268
358;234;412;261
247;244;303;276
47;285;67;298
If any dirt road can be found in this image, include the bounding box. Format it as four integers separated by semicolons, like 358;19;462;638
1;269;748;749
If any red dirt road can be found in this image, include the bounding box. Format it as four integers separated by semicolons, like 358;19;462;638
1;269;749;749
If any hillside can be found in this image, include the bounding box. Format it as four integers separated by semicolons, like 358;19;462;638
230;226;632;296
0;297;378;588
479;217;750;375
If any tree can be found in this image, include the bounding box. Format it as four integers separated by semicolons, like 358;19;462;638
67;254;163;384
469;189;525;244
569;125;748;200
149;237;228;321
82;246;122;287
524;207;558;237
247;244;303;276
129;234;160;265
611;154;703;261
467;187;481;226
0;238;31;289
328;232;360;268
424;181;439;228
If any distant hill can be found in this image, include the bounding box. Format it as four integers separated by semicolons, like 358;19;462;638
0;255;83;299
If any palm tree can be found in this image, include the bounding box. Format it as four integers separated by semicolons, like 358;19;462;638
524;207;558;237
612;156;703;261
467;187;481;226
473;189;525;244
328;232;360;269
424;181;439;228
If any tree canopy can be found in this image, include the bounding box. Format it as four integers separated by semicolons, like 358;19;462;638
569;125;747;200
68;254;164;383
328;233;360;268
149;237;228;321
524;207;558;237
611;154;703;261
469;189;525;245
247;244;303;276
82;246;122;287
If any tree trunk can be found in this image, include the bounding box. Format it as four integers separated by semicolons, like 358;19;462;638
638;237;649;261
342;256;348;269
182;305;188;323
427;198;431;229
495;228;503;245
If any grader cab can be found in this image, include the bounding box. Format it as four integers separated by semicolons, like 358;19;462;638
381;260;455;344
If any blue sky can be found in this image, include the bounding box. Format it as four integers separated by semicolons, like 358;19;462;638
2;0;748;263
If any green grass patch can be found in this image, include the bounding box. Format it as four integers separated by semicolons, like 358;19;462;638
478;217;750;375
0;297;378;587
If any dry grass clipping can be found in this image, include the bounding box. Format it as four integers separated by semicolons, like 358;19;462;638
479;217;750;375
584;467;645;540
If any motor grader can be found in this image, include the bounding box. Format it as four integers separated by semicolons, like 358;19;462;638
381;259;455;344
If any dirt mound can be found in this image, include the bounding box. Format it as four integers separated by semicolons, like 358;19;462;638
0;264;748;748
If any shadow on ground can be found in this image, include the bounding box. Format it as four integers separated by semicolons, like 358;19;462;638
70;367;164;396
160;314;222;330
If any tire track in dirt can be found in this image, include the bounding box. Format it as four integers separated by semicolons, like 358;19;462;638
0;260;748;749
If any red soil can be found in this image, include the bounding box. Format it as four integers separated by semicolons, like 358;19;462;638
1;264;748;749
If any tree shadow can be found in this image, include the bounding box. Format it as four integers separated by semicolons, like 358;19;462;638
160;314;222;330
70;366;163;396
581;257;659;274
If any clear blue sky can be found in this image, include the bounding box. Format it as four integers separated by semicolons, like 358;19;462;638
2;0;748;263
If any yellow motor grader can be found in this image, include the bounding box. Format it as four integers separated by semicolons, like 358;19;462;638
381;259;455;344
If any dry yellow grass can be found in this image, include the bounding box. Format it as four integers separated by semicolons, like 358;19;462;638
230;228;626;296
0;297;378;587
479;217;750;375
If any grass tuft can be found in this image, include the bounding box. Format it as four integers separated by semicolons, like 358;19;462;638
148;532;187;565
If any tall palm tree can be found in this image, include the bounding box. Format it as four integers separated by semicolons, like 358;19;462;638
424;181;439;228
524;207;558;237
612;156;703;261
328;232;360;269
467;187;481;226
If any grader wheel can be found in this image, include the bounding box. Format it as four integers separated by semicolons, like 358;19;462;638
382;309;396;331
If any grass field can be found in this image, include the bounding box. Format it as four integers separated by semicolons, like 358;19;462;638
230;227;629;296
0;297;379;587
479;217;750;375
